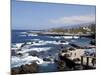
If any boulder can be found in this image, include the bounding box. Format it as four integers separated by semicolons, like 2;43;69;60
11;62;39;75
90;40;96;45
11;67;21;75
57;60;66;71
43;57;51;61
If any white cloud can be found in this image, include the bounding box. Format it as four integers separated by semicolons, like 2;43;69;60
49;15;95;25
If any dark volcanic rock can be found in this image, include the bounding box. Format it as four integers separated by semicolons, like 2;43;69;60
60;40;66;43
69;47;75;50
11;50;16;56
59;55;76;69
11;62;39;75
90;40;96;45
74;64;83;70
57;60;66;71
62;49;68;52
90;33;96;39
73;58;80;62
43;57;51;61
28;51;39;56
11;67;21;75
20;63;38;73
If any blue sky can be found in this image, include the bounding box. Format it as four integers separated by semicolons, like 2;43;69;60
11;0;96;30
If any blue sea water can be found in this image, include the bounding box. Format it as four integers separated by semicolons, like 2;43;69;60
11;30;94;58
11;30;95;72
11;30;91;44
12;30;62;43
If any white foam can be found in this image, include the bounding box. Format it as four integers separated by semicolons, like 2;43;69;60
39;61;55;67
17;47;51;53
32;41;47;45
20;32;27;34
63;36;73;39
28;34;38;36
45;41;69;45
63;36;79;39
50;36;62;39
11;43;24;50
16;43;24;48
73;36;79;39
11;54;44;68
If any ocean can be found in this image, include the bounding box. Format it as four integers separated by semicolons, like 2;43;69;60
11;30;95;72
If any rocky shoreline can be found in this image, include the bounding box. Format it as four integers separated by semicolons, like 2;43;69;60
11;62;39;75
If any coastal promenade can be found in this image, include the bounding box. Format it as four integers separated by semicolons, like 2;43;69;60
59;48;96;69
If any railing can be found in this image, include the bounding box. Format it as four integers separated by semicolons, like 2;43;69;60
81;56;96;67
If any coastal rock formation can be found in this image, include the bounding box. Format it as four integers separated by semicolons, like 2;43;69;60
11;62;39;75
90;40;96;45
57;60;66;71
43;57;51;61
28;51;39;57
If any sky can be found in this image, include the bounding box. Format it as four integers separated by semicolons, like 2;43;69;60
11;0;96;30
